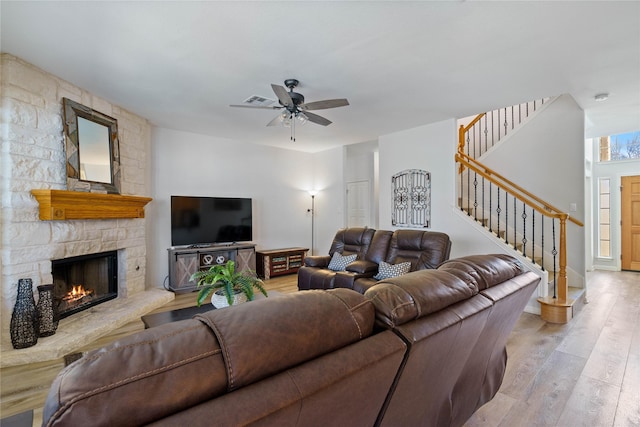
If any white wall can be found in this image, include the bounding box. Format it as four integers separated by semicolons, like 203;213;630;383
379;120;454;231
309;146;346;256
148;127;315;286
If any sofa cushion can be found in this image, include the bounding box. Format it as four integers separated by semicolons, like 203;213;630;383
329;227;376;259
385;230;452;270
364;269;478;328
328;252;357;271
373;260;411;280
196;288;374;391
437;254;525;291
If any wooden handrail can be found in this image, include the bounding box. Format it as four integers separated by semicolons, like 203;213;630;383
458;114;486;152
456;151;584;226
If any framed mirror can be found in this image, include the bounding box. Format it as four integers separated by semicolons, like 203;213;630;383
62;98;121;193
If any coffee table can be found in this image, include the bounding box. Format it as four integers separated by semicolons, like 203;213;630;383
141;291;279;329
141;304;214;329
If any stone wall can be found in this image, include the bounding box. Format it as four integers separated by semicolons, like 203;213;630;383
0;54;151;351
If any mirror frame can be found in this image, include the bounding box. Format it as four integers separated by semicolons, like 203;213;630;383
62;98;121;194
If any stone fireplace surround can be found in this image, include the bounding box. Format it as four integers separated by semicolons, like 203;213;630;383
1;54;173;367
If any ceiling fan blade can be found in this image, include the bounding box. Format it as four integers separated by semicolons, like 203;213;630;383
230;104;281;110
305;111;332;126
302;99;350;111
266;114;283;127
271;84;294;108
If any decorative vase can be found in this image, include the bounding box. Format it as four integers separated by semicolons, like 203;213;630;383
211;290;248;308
10;278;39;349
36;284;58;337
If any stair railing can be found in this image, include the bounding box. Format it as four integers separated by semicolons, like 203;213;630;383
459;98;550;159
456;139;583;306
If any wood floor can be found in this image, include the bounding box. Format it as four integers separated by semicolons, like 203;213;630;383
2;271;638;426
464;269;640;427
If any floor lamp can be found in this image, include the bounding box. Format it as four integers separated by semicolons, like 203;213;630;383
308;190;317;255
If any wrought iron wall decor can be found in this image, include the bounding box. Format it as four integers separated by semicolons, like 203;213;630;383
392;169;431;228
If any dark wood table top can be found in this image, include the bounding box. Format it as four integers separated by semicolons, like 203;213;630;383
141;304;214;329
141;291;280;329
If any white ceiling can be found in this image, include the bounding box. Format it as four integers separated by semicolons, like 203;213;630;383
2;1;639;153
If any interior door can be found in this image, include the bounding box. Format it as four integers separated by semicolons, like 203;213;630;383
347;180;370;227
621;175;640;271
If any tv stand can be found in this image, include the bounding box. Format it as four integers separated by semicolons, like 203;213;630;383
167;243;256;293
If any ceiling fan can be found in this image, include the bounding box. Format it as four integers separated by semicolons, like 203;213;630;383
230;79;349;141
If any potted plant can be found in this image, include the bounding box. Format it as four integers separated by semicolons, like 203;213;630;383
190;261;268;308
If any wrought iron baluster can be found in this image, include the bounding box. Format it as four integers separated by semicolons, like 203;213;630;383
519;104;522;125
466;133;470;215
504;191;508;245
496;187;502;238
511;106;515;130
473;173;478;221
521;202;527;257
483;115;488;154
491;184;496;234
541;215;545;271
472;123;477;158
513;196;517;250
552;219;558;298
532;208;536;264
482;176;485;228
503;108;508;137
459;170;464;212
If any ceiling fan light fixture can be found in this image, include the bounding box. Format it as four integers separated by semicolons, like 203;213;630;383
297;112;308;125
282;113;292;128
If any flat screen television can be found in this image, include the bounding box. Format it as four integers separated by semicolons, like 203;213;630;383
171;196;253;246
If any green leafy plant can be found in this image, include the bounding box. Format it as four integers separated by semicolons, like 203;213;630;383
190;261;267;306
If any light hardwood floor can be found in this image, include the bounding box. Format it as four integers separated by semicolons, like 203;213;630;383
2;271;638;426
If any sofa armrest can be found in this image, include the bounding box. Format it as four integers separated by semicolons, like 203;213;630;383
304;255;331;268
346;260;378;274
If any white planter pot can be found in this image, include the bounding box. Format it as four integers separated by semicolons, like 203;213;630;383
211;290;248;308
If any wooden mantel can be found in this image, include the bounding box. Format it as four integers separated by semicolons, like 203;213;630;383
31;190;152;220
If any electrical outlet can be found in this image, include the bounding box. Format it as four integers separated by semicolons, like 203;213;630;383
570;203;577;212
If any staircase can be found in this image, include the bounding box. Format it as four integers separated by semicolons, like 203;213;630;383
456;99;584;323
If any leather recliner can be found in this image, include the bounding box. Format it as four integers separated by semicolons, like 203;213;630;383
348;229;452;293
298;228;451;293
297;227;387;290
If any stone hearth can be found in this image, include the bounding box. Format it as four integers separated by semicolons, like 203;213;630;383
1;289;173;368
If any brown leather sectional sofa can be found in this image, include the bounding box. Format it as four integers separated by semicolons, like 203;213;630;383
298;227;452;293
43;254;540;427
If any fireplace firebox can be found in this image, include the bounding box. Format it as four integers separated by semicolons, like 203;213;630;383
52;251;118;319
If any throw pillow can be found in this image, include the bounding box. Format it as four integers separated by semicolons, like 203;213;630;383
374;261;412;280
327;252;357;271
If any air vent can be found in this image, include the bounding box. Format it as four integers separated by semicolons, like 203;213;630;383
243;95;275;106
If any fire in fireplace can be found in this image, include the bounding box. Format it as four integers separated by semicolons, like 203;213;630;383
52;251;118;319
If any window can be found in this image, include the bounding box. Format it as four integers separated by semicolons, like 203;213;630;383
598;131;640;162
598;178;611;258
